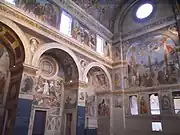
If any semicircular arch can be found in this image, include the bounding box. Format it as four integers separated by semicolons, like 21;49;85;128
0;16;30;65
83;62;112;91
32;42;81;80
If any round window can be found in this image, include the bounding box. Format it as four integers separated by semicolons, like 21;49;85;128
136;3;153;19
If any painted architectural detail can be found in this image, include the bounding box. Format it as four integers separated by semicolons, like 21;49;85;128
47;116;61;131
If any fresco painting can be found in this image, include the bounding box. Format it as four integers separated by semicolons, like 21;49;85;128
98;97;110;116
14;0;60;28
127;35;180;88
72;19;96;50
140;96;148;114
33;77;62;107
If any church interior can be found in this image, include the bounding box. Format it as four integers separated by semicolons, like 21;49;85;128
0;0;180;135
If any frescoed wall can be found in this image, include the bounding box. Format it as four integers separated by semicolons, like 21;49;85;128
0;45;9;104
13;0;60;28
97;96;110;135
72;19;96;50
127;35;179;88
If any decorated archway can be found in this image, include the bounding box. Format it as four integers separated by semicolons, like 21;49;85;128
0;21;25;135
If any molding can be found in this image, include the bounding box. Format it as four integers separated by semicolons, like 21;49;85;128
53;0;113;42
113;15;179;43
83;62;113;91
96;84;180;95
23;64;38;76
31;42;82;81
0;3;113;68
78;81;88;88
18;94;33;100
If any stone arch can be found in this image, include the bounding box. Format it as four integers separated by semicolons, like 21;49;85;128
83;62;112;91
0;16;30;65
0;21;26;135
32;42;81;80
113;0;138;34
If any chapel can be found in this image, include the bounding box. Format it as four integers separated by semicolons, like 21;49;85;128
0;0;180;135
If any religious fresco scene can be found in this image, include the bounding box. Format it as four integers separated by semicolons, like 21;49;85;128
2;0;180;135
13;0;60;28
127;35;180;88
72;19;96;50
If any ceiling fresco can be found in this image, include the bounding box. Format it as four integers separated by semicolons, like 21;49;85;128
72;0;126;30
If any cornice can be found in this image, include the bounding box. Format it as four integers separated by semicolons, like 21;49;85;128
0;3;113;68
23;64;38;76
113;15;180;43
53;0;113;42
96;84;180;95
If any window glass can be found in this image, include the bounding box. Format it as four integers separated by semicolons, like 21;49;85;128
130;95;138;115
96;35;104;54
136;3;153;19
152;122;162;132
150;94;160;115
173;91;180;114
60;11;72;36
5;0;15;5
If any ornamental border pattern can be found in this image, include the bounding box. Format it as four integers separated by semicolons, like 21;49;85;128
0;3;113;68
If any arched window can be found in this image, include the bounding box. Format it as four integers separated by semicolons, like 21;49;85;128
130;95;138;115
150;94;160;115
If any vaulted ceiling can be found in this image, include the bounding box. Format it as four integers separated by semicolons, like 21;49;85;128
72;0;128;31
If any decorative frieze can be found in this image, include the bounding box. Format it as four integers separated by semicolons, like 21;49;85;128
0;3;113;68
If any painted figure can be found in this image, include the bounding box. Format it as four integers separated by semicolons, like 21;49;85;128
127;35;179;88
98;98;109;116
140;97;148;114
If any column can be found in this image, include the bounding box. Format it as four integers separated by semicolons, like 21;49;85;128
13;64;38;135
1;63;23;135
76;81;87;135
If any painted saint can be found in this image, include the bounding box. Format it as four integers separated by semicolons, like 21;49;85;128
140;96;148;114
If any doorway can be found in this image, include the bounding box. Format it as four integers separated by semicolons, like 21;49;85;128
32;110;47;135
65;113;72;135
